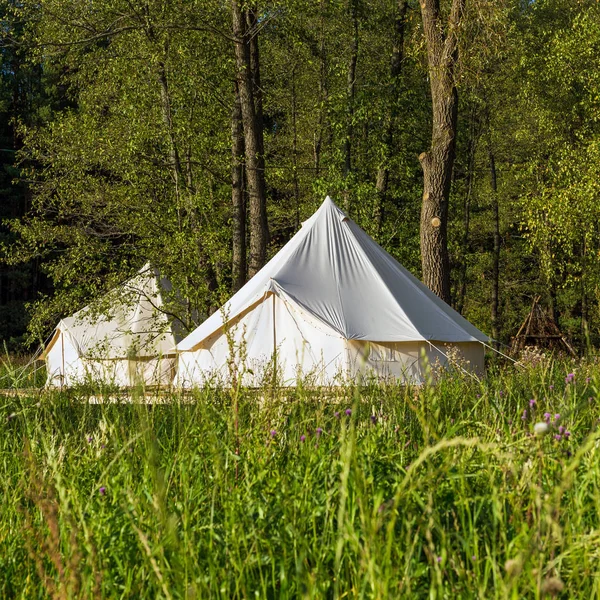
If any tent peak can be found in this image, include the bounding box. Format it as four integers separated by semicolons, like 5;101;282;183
319;195;349;222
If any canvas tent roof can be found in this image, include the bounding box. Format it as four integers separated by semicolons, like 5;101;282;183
178;197;487;353
42;263;181;360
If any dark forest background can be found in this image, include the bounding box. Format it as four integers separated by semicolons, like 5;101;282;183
1;0;599;352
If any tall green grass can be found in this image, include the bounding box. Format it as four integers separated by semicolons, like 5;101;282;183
1;350;47;389
1;358;600;598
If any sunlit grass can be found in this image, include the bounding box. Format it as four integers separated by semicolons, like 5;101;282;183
1;357;600;598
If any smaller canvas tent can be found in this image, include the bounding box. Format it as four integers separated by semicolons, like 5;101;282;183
176;197;488;387
42;264;183;388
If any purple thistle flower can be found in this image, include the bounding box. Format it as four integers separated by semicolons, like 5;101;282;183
554;434;562;442
554;414;560;421
499;391;504;397
316;427;323;437
334;411;340;419
522;410;528;420
476;394;481;398
99;487;106;496
345;409;352;416
586;377;591;384
564;431;571;439
370;415;377;424
87;436;93;443
529;399;536;408
549;385;554;390
300;435;306;442
558;425;565;435
436;556;442;563
270;429;277;437
544;412;552;423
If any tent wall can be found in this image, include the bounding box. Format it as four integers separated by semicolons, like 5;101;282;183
45;331;176;388
177;294;486;388
347;340;485;384
46;332;87;387
177;294;348;388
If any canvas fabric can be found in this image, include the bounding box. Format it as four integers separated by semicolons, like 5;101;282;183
43;264;179;387
177;197;487;387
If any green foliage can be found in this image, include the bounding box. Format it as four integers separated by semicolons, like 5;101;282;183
1;361;600;597
3;0;234;339
2;0;600;352
508;0;600;342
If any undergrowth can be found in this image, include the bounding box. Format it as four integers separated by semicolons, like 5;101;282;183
1;357;600;598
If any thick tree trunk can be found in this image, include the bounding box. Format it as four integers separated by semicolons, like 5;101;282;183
374;0;408;235
418;0;465;304
232;0;268;278
246;10;263;133
231;81;247;292
343;0;359;213
489;146;500;347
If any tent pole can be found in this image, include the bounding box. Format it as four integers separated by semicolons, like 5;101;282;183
272;293;277;387
61;332;65;390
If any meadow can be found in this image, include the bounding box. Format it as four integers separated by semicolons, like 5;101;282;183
1;355;599;598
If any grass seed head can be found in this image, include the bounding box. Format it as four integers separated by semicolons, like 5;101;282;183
504;557;522;578
541;577;564;596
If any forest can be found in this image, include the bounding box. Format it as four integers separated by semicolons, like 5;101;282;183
1;0;599;352
4;3;600;597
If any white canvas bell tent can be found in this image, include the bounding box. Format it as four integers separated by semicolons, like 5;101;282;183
41;264;184;388
176;197;488;387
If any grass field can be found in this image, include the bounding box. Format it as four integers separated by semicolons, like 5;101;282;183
1;355;599;598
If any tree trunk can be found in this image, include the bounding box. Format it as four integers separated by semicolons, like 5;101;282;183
157;60;218;301
343;0;359;213
232;0;268;278
157;63;183;216
246;10;263;133
456;105;478;314
231;81;247;292
374;0;408;236
418;0;465;304
291;66;301;229
581;239;588;341
314;0;328;176
489;146;500;348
